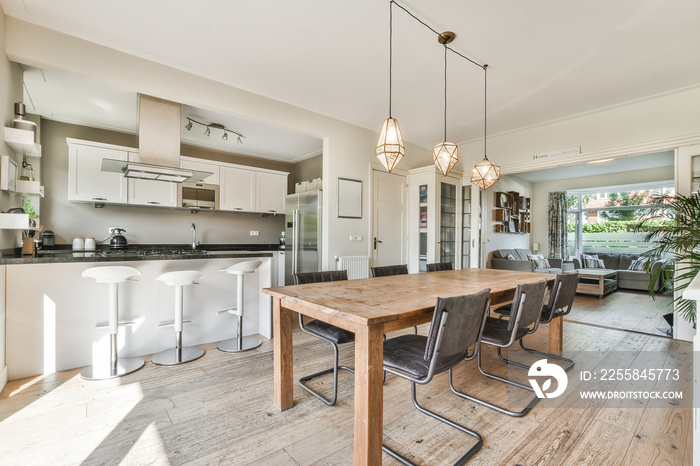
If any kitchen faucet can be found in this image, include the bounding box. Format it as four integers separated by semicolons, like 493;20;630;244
191;223;199;250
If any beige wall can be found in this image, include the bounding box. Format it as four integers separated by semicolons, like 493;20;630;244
484;174;532;266
5;19;432;270
40;119;285;245
0;11;24;250
293;154;322;185
530;165;674;257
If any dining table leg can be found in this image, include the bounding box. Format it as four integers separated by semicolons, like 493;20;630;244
548;315;563;352
273;297;294;411
353;324;384;465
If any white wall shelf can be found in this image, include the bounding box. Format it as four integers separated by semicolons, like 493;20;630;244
0;213;29;229
15;180;44;197
3;127;41;157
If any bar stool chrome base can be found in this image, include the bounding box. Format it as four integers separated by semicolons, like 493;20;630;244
152;346;205;366
218;336;262;353
80;357;145;380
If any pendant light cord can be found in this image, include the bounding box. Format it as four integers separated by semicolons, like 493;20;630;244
389;0;394;118
391;0;485;69
443;45;448;141
484;64;488;159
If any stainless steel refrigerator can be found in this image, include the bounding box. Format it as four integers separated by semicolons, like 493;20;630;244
285;190;322;285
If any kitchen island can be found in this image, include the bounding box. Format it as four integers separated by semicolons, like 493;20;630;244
2;245;278;380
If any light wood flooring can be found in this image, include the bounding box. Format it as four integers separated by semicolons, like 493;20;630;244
0;321;691;465
567;290;673;337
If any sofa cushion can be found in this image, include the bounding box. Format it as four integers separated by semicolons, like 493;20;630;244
618;253;644;270
585;252;621;269
535;267;563;274
493;249;518;260
628;258;649;271
515;249;533;261
581;254;605;268
527;254;550;269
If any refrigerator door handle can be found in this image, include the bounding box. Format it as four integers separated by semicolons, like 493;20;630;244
293;209;299;275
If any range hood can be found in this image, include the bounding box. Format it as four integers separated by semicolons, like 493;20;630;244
101;94;213;183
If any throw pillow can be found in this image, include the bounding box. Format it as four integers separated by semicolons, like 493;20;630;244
506;254;516;260
628;258;649;271
527;254;551;269
581;254;604;269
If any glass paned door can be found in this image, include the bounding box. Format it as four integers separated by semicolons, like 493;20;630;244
462;185;471;268
418;184;428;272
440;182;456;266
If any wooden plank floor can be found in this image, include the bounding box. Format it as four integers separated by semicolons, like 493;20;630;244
567;290;673;337
0;321;691;465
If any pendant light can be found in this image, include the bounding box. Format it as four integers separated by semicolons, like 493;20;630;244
471;65;500;190
433;35;459;176
376;1;405;173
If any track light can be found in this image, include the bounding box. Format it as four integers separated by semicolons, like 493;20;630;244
184;117;245;143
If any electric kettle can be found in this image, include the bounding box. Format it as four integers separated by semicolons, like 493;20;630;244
109;228;129;249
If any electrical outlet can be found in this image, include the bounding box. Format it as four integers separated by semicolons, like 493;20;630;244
250;230;259;236
349;235;363;242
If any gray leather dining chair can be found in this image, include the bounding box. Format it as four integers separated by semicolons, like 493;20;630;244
381;288;491;465
371;264;408;277
494;272;579;371
426;262;454;272
449;279;548;417
294;270;354;406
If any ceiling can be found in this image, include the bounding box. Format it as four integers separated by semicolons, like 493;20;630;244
515;150;675;183
21;66;323;163
3;0;700;152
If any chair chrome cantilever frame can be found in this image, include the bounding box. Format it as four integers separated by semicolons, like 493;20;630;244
449;280;548;417
294;270;355;406
495;272;579;372
381;289;491;465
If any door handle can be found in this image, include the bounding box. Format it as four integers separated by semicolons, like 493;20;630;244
374;237;383;250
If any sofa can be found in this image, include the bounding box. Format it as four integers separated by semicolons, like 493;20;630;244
491;248;563;274
572;251;663;292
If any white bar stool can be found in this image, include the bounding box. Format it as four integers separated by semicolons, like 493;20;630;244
152;270;206;366
81;266;145;380
218;260;263;353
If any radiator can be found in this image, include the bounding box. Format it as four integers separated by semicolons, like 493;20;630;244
336;256;370;280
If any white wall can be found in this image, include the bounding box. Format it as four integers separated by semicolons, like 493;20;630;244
530;165;674;257
4;18;432;271
483;174;532;267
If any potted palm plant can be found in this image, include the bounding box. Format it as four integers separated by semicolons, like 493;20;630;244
636;192;700;325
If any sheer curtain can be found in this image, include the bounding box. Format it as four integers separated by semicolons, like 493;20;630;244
548;191;568;259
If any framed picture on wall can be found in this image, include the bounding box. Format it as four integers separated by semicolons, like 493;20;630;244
337;178;362;218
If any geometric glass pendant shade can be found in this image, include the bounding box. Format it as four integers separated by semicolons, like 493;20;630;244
433;141;459;176
470;156;501;190
376;117;405;173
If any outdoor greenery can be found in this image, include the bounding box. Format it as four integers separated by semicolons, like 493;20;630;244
636;192;700;324
600;190;654;221
567;219;673;233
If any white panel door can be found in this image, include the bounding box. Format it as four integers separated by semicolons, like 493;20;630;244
256;171;287;213
220;166;256;211
127;152;178;207
372;170;407;267
68;143;128;203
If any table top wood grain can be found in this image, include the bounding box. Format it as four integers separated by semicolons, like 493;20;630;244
264;268;554;327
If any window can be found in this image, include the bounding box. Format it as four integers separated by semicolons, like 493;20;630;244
566;183;674;255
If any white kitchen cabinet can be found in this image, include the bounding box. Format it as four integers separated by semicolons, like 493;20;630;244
68;139;128;203
256;171;287;213
180;156;220;184
220;165;256;212
128;153;178;207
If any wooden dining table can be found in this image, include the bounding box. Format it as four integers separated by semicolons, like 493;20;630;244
263;268;557;465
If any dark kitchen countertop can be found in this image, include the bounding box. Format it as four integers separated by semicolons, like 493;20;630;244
0;244;279;265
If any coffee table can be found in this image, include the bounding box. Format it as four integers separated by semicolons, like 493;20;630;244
576;268;618;298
